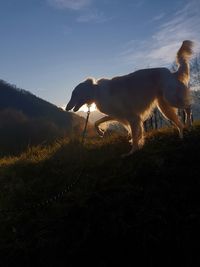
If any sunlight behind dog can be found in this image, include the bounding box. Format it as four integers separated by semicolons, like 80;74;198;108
79;103;97;112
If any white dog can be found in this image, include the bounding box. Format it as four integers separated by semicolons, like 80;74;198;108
66;40;193;156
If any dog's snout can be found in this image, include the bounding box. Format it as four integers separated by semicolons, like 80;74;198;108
65;104;70;111
65;100;74;111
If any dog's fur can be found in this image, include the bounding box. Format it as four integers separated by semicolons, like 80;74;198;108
66;40;193;156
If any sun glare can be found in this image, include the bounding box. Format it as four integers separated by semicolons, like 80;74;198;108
79;103;97;112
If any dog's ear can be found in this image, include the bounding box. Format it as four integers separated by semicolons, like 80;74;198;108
85;78;95;86
84;78;97;101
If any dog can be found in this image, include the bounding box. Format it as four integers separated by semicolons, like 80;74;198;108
66;40;193;156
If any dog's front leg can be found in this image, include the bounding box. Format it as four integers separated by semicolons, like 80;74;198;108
122;117;144;158
95;116;113;137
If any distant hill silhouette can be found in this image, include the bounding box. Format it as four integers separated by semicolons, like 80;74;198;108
0;80;85;128
0;80;85;156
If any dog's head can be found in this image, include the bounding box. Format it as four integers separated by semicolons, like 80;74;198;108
66;78;96;112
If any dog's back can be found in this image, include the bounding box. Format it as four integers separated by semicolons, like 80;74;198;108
110;67;171;93
96;68;175;120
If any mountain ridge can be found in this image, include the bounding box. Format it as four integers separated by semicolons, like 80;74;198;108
0;79;85;155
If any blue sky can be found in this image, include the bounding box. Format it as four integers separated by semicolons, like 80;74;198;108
0;0;199;107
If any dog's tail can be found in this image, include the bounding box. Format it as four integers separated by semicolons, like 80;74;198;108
176;40;193;86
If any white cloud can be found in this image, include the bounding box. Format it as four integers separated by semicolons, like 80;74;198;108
47;0;110;23
150;12;165;22
47;0;92;10
133;0;146;8
120;0;200;68
77;10;110;23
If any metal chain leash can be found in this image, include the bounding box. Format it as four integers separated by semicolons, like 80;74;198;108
81;107;91;145
0;105;91;214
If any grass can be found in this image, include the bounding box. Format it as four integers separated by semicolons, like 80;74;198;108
1;123;200;266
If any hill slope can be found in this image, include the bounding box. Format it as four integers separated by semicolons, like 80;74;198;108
0;80;82;125
0;80;85;155
0;124;200;266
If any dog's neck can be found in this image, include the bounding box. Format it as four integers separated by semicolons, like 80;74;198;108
89;83;100;110
93;84;99;100
92;79;110;113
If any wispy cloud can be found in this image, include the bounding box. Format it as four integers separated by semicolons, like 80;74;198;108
133;0;146;8
47;0;92;10
77;10;110;23
120;0;200;68
150;12;165;22
47;0;110;23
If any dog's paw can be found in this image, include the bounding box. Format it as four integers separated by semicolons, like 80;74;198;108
98;132;104;138
121;145;141;158
184;124;193;131
128;139;133;144
121;150;135;158
96;128;104;138
179;131;183;139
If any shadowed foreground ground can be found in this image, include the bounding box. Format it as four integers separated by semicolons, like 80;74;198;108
1;123;200;266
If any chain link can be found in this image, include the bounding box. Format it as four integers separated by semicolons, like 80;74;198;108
0;106;91;214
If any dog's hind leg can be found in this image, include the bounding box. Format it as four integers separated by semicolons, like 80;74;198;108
158;98;184;138
122;116;144;157
184;105;193;129
95;115;113;137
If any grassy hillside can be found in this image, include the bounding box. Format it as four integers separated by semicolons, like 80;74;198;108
0;80;85;156
0;80;76;125
0;123;200;266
